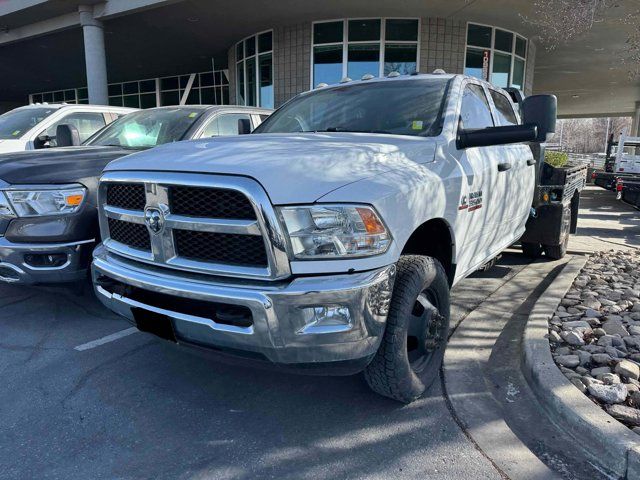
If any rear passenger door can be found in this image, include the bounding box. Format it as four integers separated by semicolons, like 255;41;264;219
488;88;535;237
454;83;504;270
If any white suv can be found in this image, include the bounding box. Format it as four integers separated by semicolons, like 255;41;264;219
0;103;136;153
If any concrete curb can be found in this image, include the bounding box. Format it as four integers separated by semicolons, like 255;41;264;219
522;255;640;479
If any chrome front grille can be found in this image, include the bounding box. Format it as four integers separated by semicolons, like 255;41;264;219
98;171;290;280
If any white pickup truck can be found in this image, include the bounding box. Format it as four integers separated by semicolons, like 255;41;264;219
92;73;567;402
0;103;135;153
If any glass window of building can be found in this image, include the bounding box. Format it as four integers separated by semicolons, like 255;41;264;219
465;23;527;90
235;31;274;108
312;18;419;87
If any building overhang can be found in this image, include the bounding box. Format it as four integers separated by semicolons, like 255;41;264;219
0;0;637;117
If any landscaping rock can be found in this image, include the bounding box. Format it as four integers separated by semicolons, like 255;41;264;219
561;330;585;346
591;366;612;377
606;404;640;426
591;353;612;365
615;359;640;380
556;355;580;368
588;383;627;404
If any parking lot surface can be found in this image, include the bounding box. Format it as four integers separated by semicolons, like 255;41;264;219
2;185;630;480
0;254;533;480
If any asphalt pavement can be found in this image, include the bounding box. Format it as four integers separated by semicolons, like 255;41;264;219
0;185;633;480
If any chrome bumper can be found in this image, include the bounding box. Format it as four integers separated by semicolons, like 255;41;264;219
92;245;396;370
0;237;94;285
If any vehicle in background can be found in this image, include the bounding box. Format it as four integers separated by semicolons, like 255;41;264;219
0;103;136;153
0;105;271;285
90;73;576;403
593;131;640;190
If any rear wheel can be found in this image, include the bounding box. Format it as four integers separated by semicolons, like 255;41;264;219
521;242;543;259
364;255;450;403
543;234;569;260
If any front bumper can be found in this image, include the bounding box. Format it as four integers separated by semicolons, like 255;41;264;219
0;237;94;285
92;245;396;373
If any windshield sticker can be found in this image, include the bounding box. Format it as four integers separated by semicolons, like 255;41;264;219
12;130;20;136
411;121;423;130
188;112;198;118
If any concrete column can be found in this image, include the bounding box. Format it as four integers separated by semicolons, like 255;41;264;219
79;5;108;105
632;101;640;138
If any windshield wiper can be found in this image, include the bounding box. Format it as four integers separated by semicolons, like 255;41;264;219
309;127;392;134
99;143;146;150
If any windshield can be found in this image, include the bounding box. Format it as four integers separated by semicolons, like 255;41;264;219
0;107;57;140
86;108;205;149
255;78;450;137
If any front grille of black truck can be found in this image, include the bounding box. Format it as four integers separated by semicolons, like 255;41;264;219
99;173;290;280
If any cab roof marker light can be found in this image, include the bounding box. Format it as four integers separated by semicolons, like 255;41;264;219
340;77;352;83
433;69;447;74
387;71;401;78
361;74;375;81
315;83;329;89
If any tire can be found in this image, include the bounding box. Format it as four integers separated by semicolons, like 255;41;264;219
364;255;451;403
544;234;569;260
521;242;543;259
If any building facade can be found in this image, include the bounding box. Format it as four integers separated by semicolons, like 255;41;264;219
0;0;637;124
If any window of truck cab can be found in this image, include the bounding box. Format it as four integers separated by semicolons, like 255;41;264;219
254;78;451;137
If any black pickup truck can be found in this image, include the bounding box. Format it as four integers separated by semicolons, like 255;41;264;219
0;105;270;285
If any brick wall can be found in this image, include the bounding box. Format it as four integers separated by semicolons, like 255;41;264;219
420;18;466;75
273;23;311;107
525;40;536;96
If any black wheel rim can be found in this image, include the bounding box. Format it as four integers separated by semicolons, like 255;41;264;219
407;289;446;373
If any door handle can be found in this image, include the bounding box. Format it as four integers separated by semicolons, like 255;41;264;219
498;162;512;172
527;159;536;166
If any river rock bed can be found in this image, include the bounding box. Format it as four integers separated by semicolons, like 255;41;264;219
549;250;640;432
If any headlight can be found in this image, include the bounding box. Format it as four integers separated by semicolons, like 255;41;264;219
0;192;15;218
279;204;391;259
3;186;86;217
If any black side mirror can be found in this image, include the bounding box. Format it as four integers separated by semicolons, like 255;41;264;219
522;94;557;142
55;124;81;147
34;134;52;149
457;124;538;150
238;118;252;135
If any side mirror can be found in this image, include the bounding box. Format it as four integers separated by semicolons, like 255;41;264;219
238;118;252;135
55;124;81;147
457;124;538;150
522;94;557;142
34;134;52;149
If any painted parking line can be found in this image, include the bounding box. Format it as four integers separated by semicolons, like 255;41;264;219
74;327;139;352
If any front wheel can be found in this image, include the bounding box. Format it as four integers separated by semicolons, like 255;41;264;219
364;255;451;403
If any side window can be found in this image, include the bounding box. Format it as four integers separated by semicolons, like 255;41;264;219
44;112;106;145
199;117;220;138
490;90;518;126
200;113;253;137
459;84;494;130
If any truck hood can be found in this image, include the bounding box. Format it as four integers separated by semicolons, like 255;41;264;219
0;139;25;154
0;146;133;185
104;133;437;204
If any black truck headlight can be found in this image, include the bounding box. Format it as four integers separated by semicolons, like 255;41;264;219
3;185;86;217
0;191;15;218
278;204;391;259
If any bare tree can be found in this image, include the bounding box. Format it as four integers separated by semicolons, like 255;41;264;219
521;0;640;78
549;117;633;153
